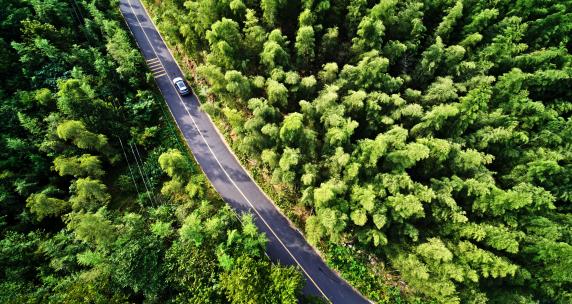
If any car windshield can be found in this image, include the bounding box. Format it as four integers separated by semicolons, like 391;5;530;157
176;81;186;89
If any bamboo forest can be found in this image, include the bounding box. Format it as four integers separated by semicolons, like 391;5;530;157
1;0;571;303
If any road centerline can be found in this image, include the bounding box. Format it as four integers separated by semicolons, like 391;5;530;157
121;0;333;301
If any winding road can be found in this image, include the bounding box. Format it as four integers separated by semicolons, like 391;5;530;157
119;0;370;302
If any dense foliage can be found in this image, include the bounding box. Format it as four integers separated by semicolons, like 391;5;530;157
0;0;304;303
145;0;572;302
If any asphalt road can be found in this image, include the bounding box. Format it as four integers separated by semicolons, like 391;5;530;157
119;0;370;302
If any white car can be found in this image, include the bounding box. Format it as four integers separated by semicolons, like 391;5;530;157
172;77;190;95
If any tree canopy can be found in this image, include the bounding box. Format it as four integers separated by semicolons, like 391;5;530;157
0;1;305;303
146;0;572;302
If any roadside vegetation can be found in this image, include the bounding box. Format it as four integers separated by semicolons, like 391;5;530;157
0;0;305;303
143;0;572;303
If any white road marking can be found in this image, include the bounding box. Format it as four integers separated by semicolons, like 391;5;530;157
122;0;332;301
148;62;162;69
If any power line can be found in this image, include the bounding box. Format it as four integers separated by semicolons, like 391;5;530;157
115;136;142;200
70;0;86;23
129;142;154;206
68;2;82;25
67;0;159;208
116;104;159;207
132;142;160;206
